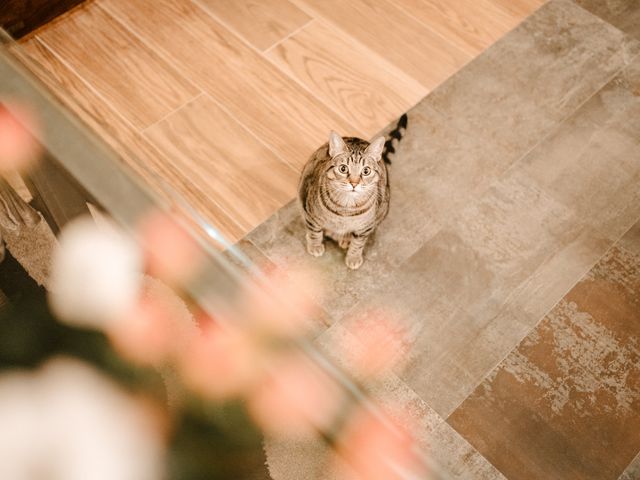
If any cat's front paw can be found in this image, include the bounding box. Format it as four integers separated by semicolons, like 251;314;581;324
307;242;325;257
345;253;363;270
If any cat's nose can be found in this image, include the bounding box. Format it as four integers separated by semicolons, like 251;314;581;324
349;180;359;188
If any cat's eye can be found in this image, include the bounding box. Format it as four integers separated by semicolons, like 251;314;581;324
362;166;371;176
338;164;348;174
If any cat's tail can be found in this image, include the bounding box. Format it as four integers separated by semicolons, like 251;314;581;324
382;113;408;165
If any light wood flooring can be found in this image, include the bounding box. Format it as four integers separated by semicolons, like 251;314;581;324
13;0;545;243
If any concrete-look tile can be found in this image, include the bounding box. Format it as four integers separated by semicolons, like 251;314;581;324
575;0;640;41
371;105;494;263
619;217;640;257
314;324;443;433
421;53;557;169
265;429;506;480
342;170;611;417
397;104;521;228
482;0;639;120
368;98;543;266
517;58;640;242
619;451;640;480
405;173;590;321
449;246;640;480
464;175;587;298
500;227;612;323
244;199;301;249
400;0;638;223
423;0;638;157
264;323;505;480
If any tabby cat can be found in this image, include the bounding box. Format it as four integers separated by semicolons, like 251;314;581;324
298;115;408;269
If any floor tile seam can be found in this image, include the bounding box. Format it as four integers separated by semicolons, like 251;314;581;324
33;33;146;135
607;214;640;260
100;0;310;236
140;91;206;134
261;15;430;135
568;0;640;41
190;0;368;140
101;0;305;178
617;451;640;480
89;2;205;126
262;17;315;54
24;31;250;244
440;228;631;422
421;7;640;193
289;0;475;93
496;45;640;195
97;1;204;96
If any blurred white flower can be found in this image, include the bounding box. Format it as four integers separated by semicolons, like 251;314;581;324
0;358;165;480
0;372;41;480
49;215;142;329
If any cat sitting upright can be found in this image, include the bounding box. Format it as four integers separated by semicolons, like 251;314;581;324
298;114;407;269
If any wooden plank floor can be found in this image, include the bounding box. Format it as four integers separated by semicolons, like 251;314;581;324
14;0;545;244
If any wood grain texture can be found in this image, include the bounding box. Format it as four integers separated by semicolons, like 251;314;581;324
266;19;428;137
394;0;521;55
145;95;299;231
14;0;544;245
35;2;199;129
14;37;245;242
196;0;311;51
291;0;471;90
101;0;358;170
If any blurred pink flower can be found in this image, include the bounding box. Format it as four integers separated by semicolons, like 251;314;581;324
0;102;41;173
138;211;201;285
108;277;198;367
336;407;425;480
242;266;320;339
345;309;411;378
247;353;343;439
179;320;260;401
109;294;174;367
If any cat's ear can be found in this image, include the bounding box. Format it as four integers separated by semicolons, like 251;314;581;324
329;131;346;157
365;135;385;159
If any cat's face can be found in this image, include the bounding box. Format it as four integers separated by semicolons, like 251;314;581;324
326;132;385;198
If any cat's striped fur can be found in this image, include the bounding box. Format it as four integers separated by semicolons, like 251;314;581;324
298;114;408;269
